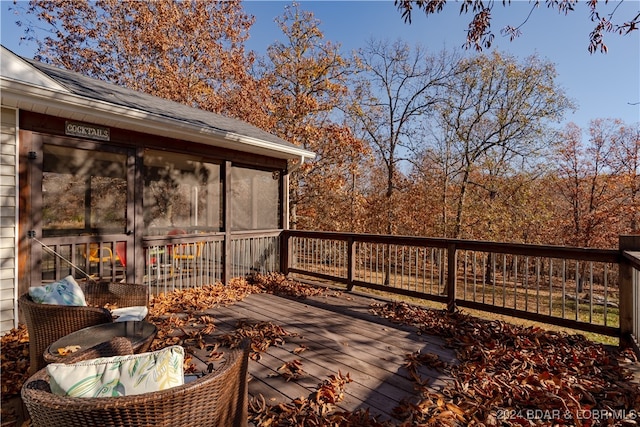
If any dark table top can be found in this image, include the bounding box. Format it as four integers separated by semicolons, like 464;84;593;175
45;321;157;362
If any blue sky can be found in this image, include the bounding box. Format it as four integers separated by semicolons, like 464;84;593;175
2;0;639;131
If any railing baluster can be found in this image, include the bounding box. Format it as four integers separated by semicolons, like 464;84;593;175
549;258;553;316
589;262;593;323
400;245;405;289
482;253;486;304
513;255;518;310
575;260;579;321
524;256;529;312
603;263;609;327
120;230;629;342
561;259;567;319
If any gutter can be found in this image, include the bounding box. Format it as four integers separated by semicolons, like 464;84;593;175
287;155;307;174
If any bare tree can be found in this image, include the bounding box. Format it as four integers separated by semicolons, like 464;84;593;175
432;51;574;239
348;39;460;235
551;120;625;248
394;0;640;53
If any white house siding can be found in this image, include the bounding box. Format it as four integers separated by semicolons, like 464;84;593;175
0;107;18;334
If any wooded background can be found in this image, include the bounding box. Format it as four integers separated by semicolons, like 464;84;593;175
17;0;640;249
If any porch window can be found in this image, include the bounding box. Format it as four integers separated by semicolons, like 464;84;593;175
42;145;127;235
231;166;280;231
143;150;222;235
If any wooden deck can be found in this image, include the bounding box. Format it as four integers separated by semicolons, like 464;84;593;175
186;291;458;422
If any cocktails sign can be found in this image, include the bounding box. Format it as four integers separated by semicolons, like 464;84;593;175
65;121;110;141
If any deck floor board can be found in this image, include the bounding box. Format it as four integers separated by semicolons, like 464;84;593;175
192;291;457;422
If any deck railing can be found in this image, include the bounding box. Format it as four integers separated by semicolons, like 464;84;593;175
282;230;640;349
620;237;640;355
36;230;639;352
141;231;281;295
629;258;640;354
37;231;281;295
38;235;128;284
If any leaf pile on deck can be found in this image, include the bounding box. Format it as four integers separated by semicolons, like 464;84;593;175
370;300;640;426
147;279;264;372
242;276;640;426
216;319;298;361
273;359;306;381
145;275;384;425
148;278;261;314
3;275;639;427
249;371;391;427
250;272;333;298
0;325;30;401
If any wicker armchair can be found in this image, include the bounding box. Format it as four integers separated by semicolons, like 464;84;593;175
59;336;135;362
22;340;250;427
81;281;149;308
19;281;149;374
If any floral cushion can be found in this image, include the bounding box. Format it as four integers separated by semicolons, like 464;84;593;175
29;276;87;306
47;346;184;398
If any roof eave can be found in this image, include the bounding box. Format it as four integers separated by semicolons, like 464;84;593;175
1;77;315;162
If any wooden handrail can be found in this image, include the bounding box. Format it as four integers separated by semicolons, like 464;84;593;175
282;230;638;353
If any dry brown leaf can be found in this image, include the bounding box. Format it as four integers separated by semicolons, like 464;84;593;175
4;274;638;427
56;345;81;356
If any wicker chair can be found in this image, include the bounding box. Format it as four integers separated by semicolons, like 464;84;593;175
19;281;149;374
22;340;250;427
59;336;135;362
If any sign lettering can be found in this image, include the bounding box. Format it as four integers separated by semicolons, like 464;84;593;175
65;121;110;141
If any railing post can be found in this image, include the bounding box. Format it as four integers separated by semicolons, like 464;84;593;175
280;230;290;276
347;237;355;291
619;235;639;349
223;161;231;285
446;243;457;313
